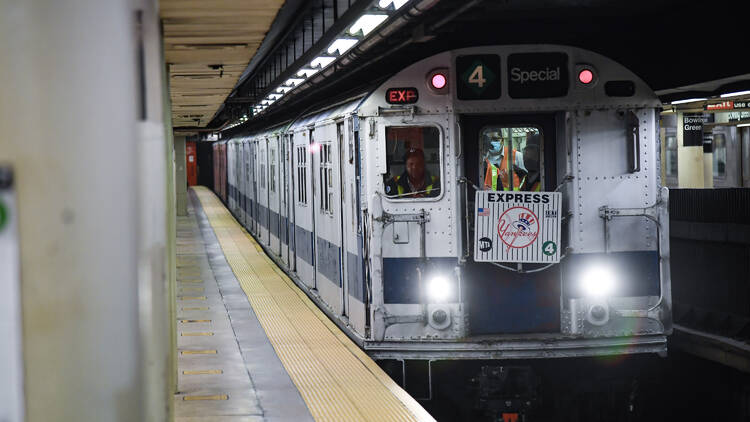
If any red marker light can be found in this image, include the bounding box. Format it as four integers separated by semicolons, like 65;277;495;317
431;73;447;89
578;69;594;84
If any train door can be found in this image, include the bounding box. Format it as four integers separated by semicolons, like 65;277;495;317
312;122;344;315
241;141;248;227
235;142;242;215
249;141;258;235
344;117;367;335
268;136;281;256
227;142;235;211
460;114;561;335
280;134;290;266
258;139;270;245
288;134;297;270
293;130;315;288
336;120;351;318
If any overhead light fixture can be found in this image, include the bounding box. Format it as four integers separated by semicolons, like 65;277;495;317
349;14;388;36
378;0;409;10
311;56;336;68
327;38;358;56
738;123;750;128
276;86;293;93
284;77;305;87
297;68;320;78
671;98;707;105
268;93;283;100
720;90;750;98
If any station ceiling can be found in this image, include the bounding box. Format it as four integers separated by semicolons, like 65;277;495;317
160;0;284;128
162;0;748;133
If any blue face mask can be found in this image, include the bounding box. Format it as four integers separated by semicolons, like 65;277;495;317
489;141;503;153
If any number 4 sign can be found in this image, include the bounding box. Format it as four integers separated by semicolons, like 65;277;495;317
456;54;501;100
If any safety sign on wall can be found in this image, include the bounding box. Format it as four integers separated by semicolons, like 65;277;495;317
474;190;562;263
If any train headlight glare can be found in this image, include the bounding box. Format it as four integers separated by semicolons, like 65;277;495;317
427;276;451;302
580;265;616;297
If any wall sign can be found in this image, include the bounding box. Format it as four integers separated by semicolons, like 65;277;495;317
507;52;569;98
474;191;562;263
456;54;501;100
683;113;706;147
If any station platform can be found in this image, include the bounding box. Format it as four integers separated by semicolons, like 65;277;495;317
174;186;434;422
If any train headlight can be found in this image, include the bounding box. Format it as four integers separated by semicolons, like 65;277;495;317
426;275;451;302
580;265;616;297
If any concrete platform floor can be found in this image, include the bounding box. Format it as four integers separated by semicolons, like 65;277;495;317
173;192;313;422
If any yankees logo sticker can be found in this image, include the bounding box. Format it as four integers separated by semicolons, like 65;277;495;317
497;207;539;251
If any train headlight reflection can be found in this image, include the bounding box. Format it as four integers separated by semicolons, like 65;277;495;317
426;275;451;302
580;265;616;297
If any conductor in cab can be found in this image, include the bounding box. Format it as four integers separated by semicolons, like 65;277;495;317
385;148;440;198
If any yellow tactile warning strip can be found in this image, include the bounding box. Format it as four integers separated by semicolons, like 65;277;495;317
193;186;435;422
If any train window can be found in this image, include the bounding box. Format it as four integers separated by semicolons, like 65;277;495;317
479;126;542;191
383;126;441;199
296;145;308;205
665;135;678;177
713;133;726;178
270;148;276;193
260;148;266;189
320;142;334;214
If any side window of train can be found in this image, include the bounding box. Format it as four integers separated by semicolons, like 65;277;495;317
479;126;543;192
296;144;308;205
383;126;442;199
270;148;276;193
319;142;334;214
260;146;266;189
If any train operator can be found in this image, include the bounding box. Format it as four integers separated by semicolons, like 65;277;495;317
385;148;440;198
483;136;527;191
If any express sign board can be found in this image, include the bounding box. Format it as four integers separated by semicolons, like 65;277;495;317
474;191;562;263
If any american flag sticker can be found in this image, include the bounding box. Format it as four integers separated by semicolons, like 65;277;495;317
477;207;489;216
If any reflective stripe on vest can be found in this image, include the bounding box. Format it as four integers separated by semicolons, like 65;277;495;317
395;175;437;196
485;150;521;191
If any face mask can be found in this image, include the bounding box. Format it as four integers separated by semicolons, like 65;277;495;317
489;141;503;153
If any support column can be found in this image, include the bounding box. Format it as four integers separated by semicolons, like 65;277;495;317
1;1;144;420
175;135;188;216
677;112;706;188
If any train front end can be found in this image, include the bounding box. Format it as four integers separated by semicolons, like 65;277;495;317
359;45;671;361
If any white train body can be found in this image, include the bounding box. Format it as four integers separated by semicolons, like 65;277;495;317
218;45;672;360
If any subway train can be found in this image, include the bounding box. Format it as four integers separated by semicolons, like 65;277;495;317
211;45;672;404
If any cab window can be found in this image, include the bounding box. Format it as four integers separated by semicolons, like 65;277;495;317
383;126;441;199
479;126;542;192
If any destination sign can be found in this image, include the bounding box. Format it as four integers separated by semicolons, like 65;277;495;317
456;54;501;100
507;52;569;98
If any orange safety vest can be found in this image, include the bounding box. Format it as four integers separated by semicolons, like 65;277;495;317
483;147;521;191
